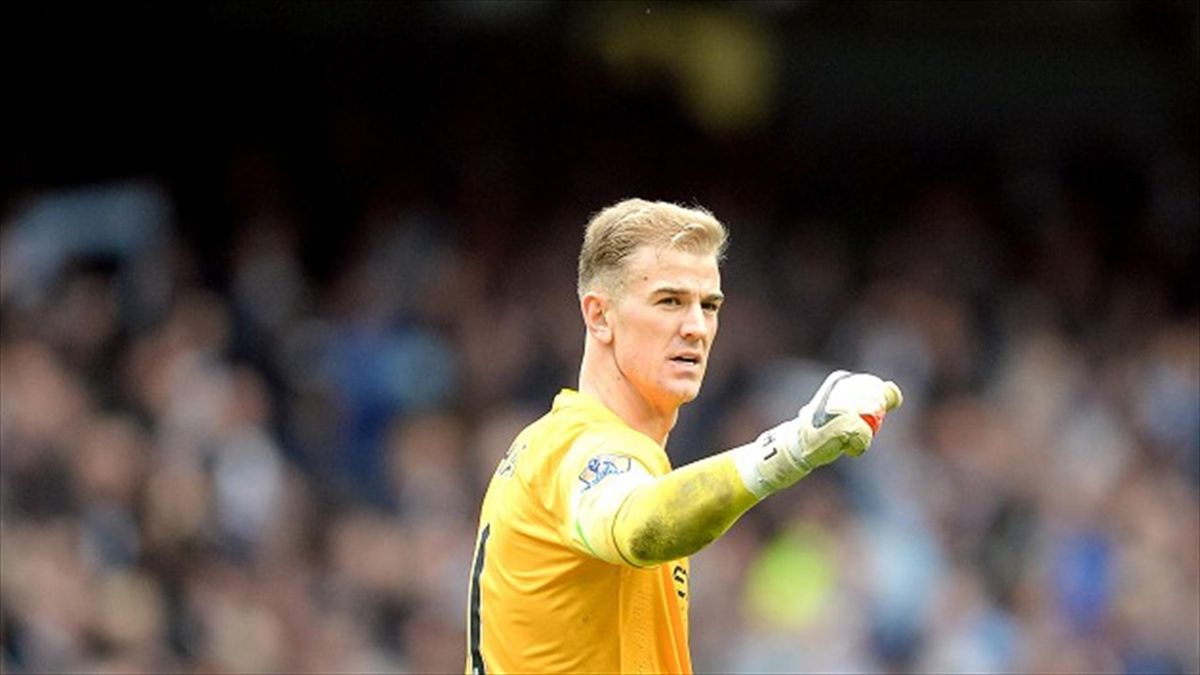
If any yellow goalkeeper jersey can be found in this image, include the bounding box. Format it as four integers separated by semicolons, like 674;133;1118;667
466;389;691;674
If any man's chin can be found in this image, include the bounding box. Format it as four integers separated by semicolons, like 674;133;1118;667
669;381;703;405
646;377;704;412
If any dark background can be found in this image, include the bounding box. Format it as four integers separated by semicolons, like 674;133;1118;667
10;2;1196;284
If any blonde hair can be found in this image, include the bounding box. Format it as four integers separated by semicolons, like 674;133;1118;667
577;198;728;297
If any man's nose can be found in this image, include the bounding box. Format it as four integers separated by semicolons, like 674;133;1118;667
679;302;708;341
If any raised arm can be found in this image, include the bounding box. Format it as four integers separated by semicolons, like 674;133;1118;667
571;371;903;567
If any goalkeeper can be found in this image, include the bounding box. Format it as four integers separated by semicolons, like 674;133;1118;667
466;199;903;674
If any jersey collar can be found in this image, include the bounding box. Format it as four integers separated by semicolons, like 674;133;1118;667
552;388;626;425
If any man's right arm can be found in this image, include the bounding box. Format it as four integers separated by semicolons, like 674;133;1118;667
569;371;903;567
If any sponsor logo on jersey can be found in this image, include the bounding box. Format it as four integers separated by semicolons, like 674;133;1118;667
672;564;688;599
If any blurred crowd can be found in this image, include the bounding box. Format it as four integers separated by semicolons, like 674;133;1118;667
2;133;1197;674
1;6;1198;670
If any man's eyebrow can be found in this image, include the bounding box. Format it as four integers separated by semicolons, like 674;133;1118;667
651;286;725;302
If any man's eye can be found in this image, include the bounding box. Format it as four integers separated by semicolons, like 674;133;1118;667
658;297;681;306
702;302;720;313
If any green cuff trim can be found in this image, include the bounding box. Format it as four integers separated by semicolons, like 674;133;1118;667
574;517;600;559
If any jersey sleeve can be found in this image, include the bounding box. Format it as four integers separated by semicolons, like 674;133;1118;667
553;424;666;566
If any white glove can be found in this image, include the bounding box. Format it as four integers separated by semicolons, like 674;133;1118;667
733;370;903;498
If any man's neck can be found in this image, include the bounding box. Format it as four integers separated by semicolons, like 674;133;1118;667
578;355;676;447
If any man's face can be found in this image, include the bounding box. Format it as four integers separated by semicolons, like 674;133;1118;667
606;245;723;413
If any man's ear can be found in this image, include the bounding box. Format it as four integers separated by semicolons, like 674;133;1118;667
581;291;613;344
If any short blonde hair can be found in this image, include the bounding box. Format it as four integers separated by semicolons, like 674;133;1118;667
577;198;728;297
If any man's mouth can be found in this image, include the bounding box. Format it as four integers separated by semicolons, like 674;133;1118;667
670;354;701;366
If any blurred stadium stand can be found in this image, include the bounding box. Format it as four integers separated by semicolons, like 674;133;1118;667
2;2;1197;672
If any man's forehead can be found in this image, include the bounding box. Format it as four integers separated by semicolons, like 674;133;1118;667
624;246;721;290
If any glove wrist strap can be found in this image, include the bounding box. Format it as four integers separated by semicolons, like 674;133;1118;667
731;420;811;499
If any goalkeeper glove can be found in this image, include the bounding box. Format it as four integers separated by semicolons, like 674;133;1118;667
733;370;903;498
